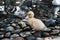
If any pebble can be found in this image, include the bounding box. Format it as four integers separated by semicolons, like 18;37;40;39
2;38;10;40
50;30;60;34
11;34;19;38
6;26;14;32
10;37;24;40
0;34;4;38
11;23;16;27
5;32;11;37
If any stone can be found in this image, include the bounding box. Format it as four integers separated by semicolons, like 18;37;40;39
36;37;45;40
18;21;26;28
12;23;16;27
49;27;55;30
2;38;10;40
26;35;36;40
6;26;14;32
0;32;4;34
0;34;4;38
20;32;31;37
50;30;60;34
11;34;19;38
55;26;60;29
12;29;22;34
10;37;24;40
5;32;11;37
0;28;5;31
43;32;50;36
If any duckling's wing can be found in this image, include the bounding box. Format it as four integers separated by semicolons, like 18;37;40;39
32;19;46;30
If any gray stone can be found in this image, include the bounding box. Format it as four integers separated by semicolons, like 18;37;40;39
55;26;60;29
16;25;20;29
49;27;55;30
5;32;11;37
2;38;10;40
0;34;4;38
0;28;5;31
11;34;19;38
20;32;31;37
50;30;60;34
10;37;24;40
26;35;36;40
11;23;16;27
12;29;22;33
43;32;50;36
6;26;14;32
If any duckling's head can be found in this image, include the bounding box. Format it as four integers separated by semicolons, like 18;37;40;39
27;11;34;18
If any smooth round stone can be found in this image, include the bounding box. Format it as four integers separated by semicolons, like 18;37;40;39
52;30;60;33
5;32;11;37
20;32;31;37
13;29;22;33
3;12;7;15
18;21;26;28
49;27;55;30
6;26;14;32
26;35;36;40
0;28;5;31
16;26;20;29
10;37;24;40
55;26;60;29
15;19;21;23
20;32;27;37
0;34;4;38
12;23;16;27
7;24;11;26
2;38;10;40
50;30;60;34
18;21;21;24
11;34;19;38
43;32;50;36
44;37;52;40
36;37;44;40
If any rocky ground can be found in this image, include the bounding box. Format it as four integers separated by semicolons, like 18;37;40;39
0;14;60;40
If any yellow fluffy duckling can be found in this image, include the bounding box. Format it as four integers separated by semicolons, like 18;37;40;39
26;11;50;31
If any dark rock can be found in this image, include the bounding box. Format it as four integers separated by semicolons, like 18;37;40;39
0;32;4;34
26;35;36;40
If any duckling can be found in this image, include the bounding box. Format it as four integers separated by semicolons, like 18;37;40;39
26;11;51;31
